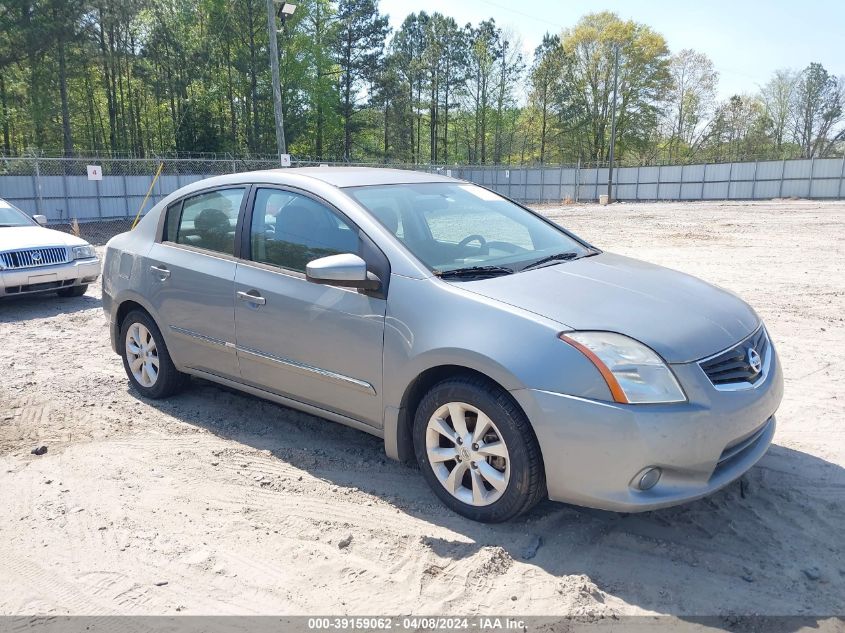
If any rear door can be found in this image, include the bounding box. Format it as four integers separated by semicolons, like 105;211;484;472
143;186;248;380
233;186;387;426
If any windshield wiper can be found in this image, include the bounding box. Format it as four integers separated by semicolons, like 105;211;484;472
521;251;581;271
436;265;515;279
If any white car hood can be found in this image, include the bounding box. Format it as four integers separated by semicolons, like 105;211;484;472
0;226;88;251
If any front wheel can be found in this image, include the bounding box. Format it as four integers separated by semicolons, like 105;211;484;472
119;310;187;399
413;376;546;522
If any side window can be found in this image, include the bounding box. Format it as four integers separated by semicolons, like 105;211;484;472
370;205;404;239
163;201;181;243
171;188;245;255
346;188;404;238
250;188;359;272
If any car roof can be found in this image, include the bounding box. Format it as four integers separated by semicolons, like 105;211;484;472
252;166;456;188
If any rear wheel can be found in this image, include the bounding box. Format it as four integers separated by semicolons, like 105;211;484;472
57;284;87;297
119;310;187;399
413;376;545;522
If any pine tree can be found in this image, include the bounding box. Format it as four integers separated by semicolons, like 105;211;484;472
334;0;389;161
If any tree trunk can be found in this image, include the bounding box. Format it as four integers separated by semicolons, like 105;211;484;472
110;22;128;150
29;55;45;148
97;6;117;151
224;39;237;150
342;31;353;162
494;49;506;164
383;101;389;158
429;66;438;163
0;74;11;155
247;0;260;152
415;78;421;164
443;56;450;164
57;35;74;156
408;80;415;163
540;88;548;164
480;76;487;164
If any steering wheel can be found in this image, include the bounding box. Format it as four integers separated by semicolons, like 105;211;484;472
458;234;487;251
485;240;526;254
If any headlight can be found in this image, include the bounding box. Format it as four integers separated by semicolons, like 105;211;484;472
72;244;96;260
559;331;686;404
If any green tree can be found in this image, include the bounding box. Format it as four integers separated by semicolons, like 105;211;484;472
560;11;671;163
760;68;798;156
528;34;564;163
790;63;844;157
389;12;426;163
703;94;768;161
299;0;340;159
334;0;389;161
665;48;718;161
463;19;501;164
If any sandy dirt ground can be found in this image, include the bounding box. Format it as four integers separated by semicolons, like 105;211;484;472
0;200;843;617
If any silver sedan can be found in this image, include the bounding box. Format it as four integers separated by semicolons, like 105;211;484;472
102;168;783;522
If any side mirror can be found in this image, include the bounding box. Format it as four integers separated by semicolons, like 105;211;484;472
306;253;381;291
33;214;47;226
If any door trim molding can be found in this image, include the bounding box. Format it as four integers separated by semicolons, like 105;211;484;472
237;345;376;395
170;325;236;349
184;367;383;435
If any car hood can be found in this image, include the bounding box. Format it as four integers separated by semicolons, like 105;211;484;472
457;252;759;363
0;226;87;251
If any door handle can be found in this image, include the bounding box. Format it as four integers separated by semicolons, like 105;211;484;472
237;290;266;305
150;265;170;280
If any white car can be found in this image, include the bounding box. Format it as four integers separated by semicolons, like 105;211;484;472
0;198;100;298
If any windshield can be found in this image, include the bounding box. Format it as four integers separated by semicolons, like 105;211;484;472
0;200;36;227
347;182;593;275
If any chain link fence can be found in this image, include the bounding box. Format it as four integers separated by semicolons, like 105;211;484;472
2;155;844;244
46;219;135;246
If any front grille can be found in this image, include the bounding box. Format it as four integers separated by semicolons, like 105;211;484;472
0;246;69;270
700;326;769;388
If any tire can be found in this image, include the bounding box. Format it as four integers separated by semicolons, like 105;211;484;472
413;375;546;523
119;309;187;399
57;284;87;297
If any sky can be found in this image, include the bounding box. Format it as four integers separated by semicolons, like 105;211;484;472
379;0;845;100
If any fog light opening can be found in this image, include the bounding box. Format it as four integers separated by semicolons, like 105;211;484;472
637;467;662;491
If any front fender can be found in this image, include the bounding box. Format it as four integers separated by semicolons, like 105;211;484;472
381;274;616;461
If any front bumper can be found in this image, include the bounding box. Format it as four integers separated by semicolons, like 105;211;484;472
0;258;101;296
512;345;784;512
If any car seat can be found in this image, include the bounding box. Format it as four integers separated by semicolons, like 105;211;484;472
194;208;233;254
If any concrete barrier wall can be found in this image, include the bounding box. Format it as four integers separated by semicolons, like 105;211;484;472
449;158;845;204
2;156;843;222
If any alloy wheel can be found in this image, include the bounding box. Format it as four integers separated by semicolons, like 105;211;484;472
425;401;510;506
125;322;160;388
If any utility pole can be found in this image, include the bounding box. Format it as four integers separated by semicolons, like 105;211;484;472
606;44;620;203
266;0;287;158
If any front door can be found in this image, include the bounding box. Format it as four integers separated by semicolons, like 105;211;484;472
143;186;247;380
233;187;386;426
